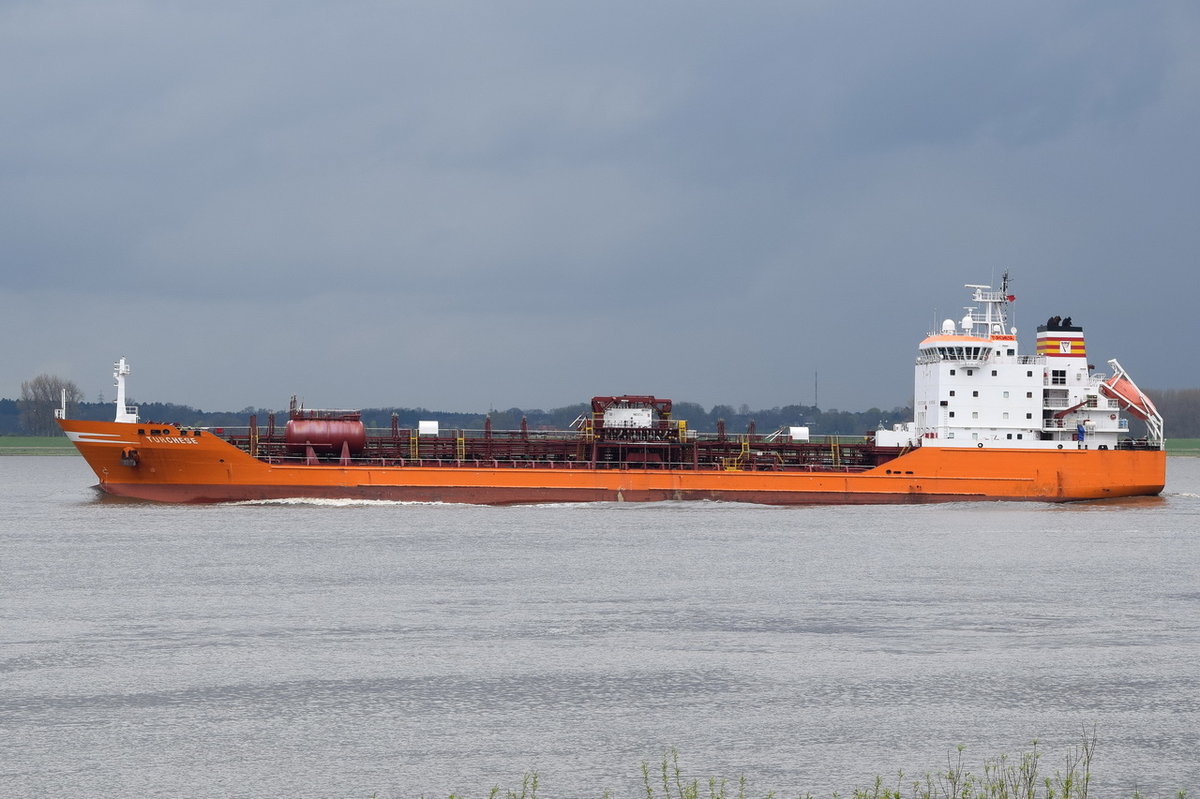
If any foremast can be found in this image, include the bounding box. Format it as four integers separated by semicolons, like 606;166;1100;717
113;357;139;423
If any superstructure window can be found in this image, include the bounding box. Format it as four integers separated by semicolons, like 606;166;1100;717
1051;369;1066;385
936;346;981;360
940;346;986;360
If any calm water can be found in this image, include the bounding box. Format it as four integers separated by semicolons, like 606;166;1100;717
2;456;1198;798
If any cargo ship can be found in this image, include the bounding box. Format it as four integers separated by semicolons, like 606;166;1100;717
58;278;1165;504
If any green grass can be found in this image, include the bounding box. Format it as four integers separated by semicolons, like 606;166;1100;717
404;738;1186;799
0;435;77;455
1165;438;1200;456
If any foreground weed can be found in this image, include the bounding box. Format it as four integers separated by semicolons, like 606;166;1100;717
402;731;1186;798
894;728;1126;799
641;748;763;799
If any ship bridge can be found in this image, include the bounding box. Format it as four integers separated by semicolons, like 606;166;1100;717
904;274;1163;452
917;334;995;367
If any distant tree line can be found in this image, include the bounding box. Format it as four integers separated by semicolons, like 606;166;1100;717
5;380;1197;438
0;390;908;437
1146;389;1200;438
357;401;912;438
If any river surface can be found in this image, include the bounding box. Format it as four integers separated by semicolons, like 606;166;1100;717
2;455;1198;798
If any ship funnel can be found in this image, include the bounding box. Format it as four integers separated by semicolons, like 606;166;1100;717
1036;316;1086;359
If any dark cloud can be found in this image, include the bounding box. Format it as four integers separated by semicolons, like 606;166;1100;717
3;1;1197;414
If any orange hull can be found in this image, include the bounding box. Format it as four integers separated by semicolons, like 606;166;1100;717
60;419;1166;505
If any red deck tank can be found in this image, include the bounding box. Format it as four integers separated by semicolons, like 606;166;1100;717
284;419;367;453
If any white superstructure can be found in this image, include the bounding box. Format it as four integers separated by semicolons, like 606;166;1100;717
876;275;1162;450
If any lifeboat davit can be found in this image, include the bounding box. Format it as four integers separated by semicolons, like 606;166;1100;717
1100;364;1158;422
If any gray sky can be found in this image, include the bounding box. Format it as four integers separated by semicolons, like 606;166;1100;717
3;1;1197;414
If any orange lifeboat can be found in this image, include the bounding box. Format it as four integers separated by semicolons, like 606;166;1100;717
1100;368;1157;421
